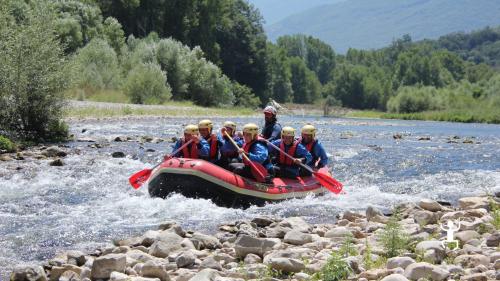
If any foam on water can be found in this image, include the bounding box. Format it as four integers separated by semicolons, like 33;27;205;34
1;116;499;278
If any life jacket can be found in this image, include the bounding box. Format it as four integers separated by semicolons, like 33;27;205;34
181;138;198;159
299;138;317;152
262;121;281;139
243;137;270;166
279;140;299;166
206;134;218;159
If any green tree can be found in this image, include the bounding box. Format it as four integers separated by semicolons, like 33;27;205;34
265;43;293;103
0;2;71;141
124;63;171;104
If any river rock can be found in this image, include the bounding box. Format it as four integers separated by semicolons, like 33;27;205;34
418;199;443;212
189;268;220;281
141;260;171;281
342;210;365;222
243;253;262;264
110;272;160;281
413;210;437;225
366;206;384;221
42;146;67;157
359;268;391;280
460;273;488;281
49;264;82;281
175;251;197;268
454;254;489;267
387;257;416;270
112;151;126;158
415;241;446;263
251;216;274;227
49;158;64;166
324;226;352;238
380;274;410;281
266;257;305;273
279;217;311;233
458;197;489;210
404;262;449;281
234;235;277;258
200;256;222;271
91;253;126;279
66;250;86;266
58;270;80;281
149;232;184;258
486;231;500;247
10;266;47;281
283;230;313;245
191;233;222;250
455;230;480;244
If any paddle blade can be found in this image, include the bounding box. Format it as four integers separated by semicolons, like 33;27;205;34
129;168;153;189
248;161;268;183
313;171;343;194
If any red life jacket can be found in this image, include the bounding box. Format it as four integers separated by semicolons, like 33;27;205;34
181;138;198;159
206;134;218;159
279;140;299;166
299;138;317;152
243;137;266;153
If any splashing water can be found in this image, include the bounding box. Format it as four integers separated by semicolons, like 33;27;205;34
0;116;499;278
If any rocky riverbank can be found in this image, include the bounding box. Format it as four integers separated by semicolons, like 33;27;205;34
10;195;500;281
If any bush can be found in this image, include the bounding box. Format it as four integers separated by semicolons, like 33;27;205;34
318;251;351;281
378;212;409;258
232;83;261;108
387;86;441;113
0;135;16;152
124;63;172;104
0;2;70;141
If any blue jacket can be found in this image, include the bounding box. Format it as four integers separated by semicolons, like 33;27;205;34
269;139;312;176
301;139;329;168
201;134;223;163
242;140;272;170
172;138;209;158
219;133;243;160
262;120;282;141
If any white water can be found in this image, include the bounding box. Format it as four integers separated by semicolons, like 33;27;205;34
1;116;499;278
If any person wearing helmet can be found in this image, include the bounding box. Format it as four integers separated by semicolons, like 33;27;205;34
261;105;282;141
268;126;312;178
229;123;272;181
198;119;222;163
172;124;209;159
218;121;243;167
300;124;328;170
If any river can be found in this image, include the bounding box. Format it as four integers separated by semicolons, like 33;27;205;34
1;116;499;278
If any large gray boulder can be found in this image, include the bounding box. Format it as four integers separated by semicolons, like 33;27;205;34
283;230;312;245
415;241;446;264
141;260;171;281
10;266;47;281
455;230;480;244
454;254;490;268
234;235;277;258
404;262;449;281
418;199;442;212
266;258;305;273
191;233;221;250
486;231;500;247
386;257;416;270
458;197;489;210
91;254;127;279
324;227;352;238
189;269;220;281
175;251;197;268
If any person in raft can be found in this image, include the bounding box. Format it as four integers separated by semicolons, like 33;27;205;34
171;124;209;159
229;123;272;181
268;126;312;178
198;119;223;163
218;121;243;167
299;124;329;172
261;105;281;141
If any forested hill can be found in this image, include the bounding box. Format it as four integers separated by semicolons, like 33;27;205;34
267;0;500;53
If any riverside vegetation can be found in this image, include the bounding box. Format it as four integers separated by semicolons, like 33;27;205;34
10;194;500;281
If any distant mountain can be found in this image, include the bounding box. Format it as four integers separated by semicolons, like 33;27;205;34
266;0;500;53
247;0;345;25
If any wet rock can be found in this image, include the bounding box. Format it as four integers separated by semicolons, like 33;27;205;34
189;268;220;281
283;230;312;245
380;274;409;281
486;232;500;247
141;260;171;281
192;233;222;250
114;136;127;142
266;257;305;273
91;253;126;279
458;197;489;210
418;136;431;141
234;235;277;258
454;254;489;268
404;262;449;281
10;266;47;281
366;206;384;221
200;256;222;271
342;210;365;222
112;151;126;158
42;146;67;157
279;217;311;233
393;134;402;139
76;138;95;142
387;257;416;270
175;251;196;268
49;158;64;166
244;253;262;264
418;199;442;212
463;139;475;144
455;230;480;244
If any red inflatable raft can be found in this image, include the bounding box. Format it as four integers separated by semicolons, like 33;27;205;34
147;158;330;208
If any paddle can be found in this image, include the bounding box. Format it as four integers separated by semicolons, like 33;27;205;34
224;131;268;183
129;138;195;189
265;139;343;194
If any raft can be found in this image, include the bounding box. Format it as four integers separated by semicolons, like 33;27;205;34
147;157;329;208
